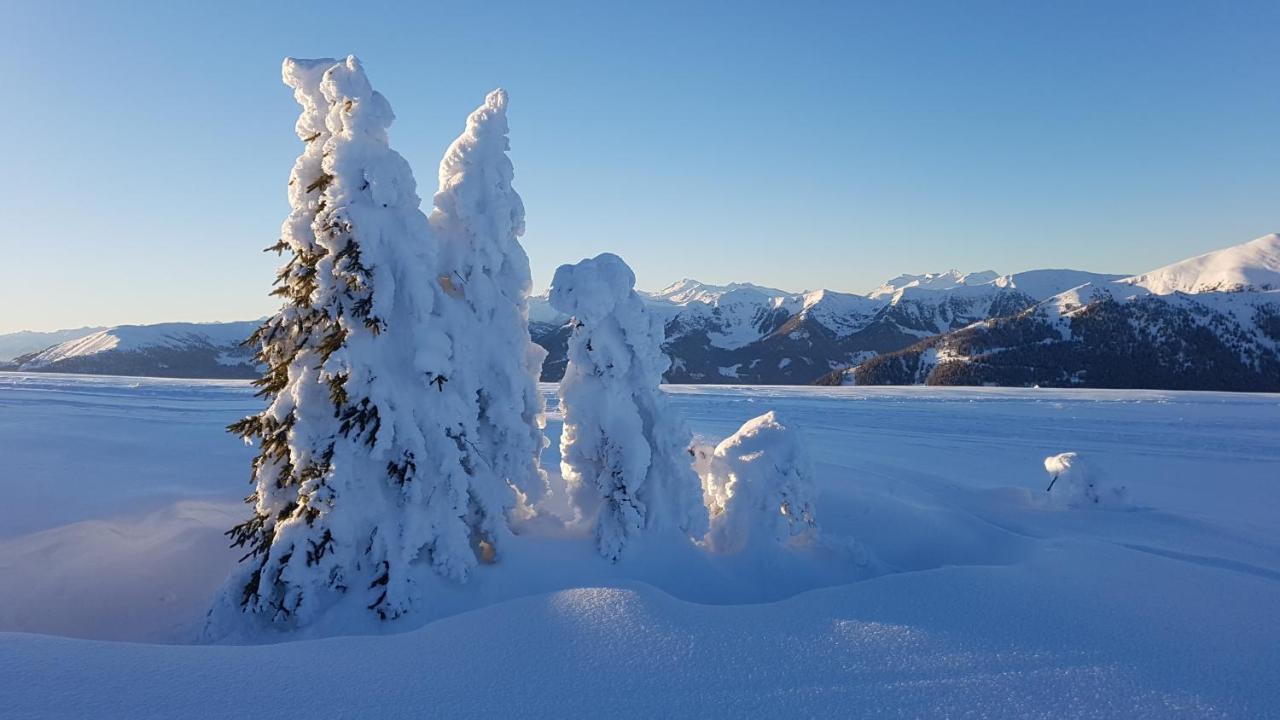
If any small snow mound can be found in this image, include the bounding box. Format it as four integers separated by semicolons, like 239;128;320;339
1043;452;1130;509
699;411;820;552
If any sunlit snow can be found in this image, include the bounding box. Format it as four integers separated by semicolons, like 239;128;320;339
1;373;1277;717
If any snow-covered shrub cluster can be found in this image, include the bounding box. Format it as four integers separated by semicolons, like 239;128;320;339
698;411;819;552
550;253;710;560
210;56;824;635
1043;452;1130;508
208;57;545;635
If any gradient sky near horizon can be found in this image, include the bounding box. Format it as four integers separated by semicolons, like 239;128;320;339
1;1;1276;333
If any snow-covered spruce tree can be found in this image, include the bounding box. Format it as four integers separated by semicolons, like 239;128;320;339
550;253;708;560
429;88;548;512
210;56;501;633
1043;452;1130;508
698;411;819;553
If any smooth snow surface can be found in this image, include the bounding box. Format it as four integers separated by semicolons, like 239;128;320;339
2;373;1279;718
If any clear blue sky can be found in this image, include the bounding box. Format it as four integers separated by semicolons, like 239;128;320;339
2;0;1276;333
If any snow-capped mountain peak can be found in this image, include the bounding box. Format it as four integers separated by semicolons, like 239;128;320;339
651;278;792;306
989;269;1130;300
867;269;999;299
1121;233;1280;295
527;291;566;324
959;269;1000;286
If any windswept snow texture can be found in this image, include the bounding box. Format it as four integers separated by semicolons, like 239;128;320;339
1;373;1278;717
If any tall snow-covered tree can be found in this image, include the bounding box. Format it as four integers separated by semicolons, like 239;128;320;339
550;253;708;561
697;411;819;553
209;56;502;634
429;89;548;512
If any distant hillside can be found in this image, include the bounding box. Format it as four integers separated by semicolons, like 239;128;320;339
1120;233;1280;294
4;321;260;379
0;327;105;362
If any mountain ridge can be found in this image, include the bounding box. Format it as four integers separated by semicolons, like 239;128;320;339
0;327;106;362
5;321;261;379
822;233;1280;391
5;235;1276;391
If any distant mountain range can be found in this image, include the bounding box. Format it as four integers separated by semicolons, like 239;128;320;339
818;233;1280;391
3;234;1277;392
530;269;1125;383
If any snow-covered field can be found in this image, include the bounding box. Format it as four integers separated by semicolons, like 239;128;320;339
1;372;1277;718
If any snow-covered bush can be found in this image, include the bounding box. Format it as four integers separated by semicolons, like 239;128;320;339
551;253;709;560
699;411;819;552
1043;452;1129;508
208;57;516;634
429;88;548;511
